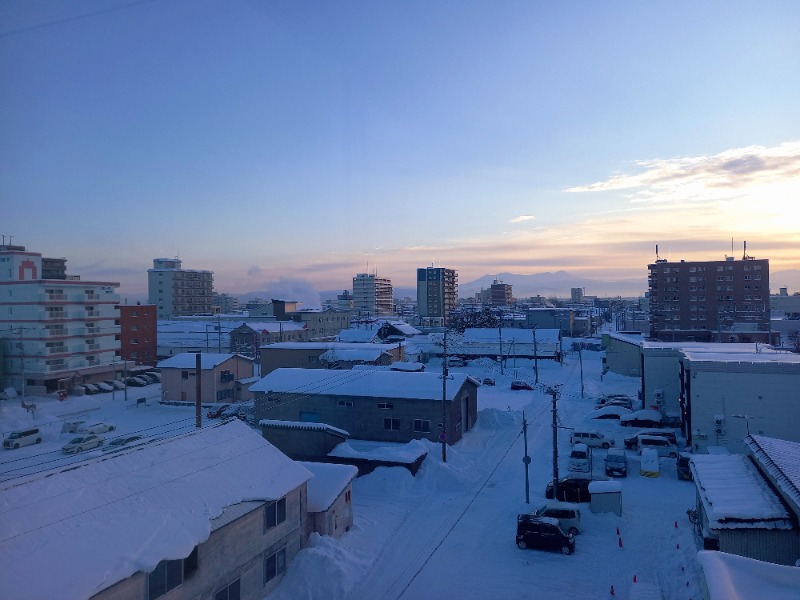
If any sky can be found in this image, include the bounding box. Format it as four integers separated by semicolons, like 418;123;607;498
2;0;799;301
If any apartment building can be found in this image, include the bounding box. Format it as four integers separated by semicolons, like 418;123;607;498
647;256;774;343
0;244;120;393
118;303;157;366
352;273;394;317
148;257;214;319
490;279;513;306
417;266;458;326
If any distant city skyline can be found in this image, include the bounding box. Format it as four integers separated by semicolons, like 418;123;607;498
2;2;798;302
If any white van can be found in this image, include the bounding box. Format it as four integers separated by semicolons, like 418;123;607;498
3;427;42;449
569;443;591;473
638;435;679;458
571;429;614;449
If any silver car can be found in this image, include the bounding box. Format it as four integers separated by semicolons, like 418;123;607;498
62;434;104;454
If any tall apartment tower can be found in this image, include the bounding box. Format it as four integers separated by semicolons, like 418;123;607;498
352;273;394;317
647;254;772;343
148;258;214;319
0;244;120;393
417;267;458;326
490;279;513;306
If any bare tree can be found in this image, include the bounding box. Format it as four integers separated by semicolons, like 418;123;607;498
788;329;800;353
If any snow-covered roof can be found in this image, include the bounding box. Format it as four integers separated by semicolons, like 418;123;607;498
320;347;390;362
299;461;358;512
336;328;380;343
697;550;800;600
250;368;474;402
157;352;249;369
745;435;800;513
0;420;312;600
689;454;792;530
259;419;350;438
462;327;560;344
328;439;429;464
260;341;401;351
236;321;307;333
681;350;800;366
588;480;622;493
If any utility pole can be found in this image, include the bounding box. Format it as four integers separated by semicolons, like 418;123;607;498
522;411;531;503
217;315;222;352
549;386;560;500
441;331;449;462
533;327;539;384
578;347;584;398
195;351;202;429
498;323;504;375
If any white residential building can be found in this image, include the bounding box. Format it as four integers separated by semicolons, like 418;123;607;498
0;244;120;394
148;257;214;319
352;273;394;317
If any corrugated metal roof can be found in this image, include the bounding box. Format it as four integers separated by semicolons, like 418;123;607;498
746;435;800;513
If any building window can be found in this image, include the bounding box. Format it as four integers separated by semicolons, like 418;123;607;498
377;402;394;410
181;371;189;380
220;370;234;383
337;400;353;407
264;498;287;532
214;579;240;600
148;547;198;600
384;418;400;431
264;547;286;584
413;419;431;433
345;489;351;504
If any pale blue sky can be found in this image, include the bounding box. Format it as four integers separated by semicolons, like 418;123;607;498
2;0;799;300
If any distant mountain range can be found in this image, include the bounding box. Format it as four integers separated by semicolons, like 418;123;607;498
458;271;646;299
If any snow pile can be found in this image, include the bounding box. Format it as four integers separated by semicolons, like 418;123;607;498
698;550;800;600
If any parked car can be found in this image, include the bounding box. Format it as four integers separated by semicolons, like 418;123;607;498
638;434;679;458
82;383;100;395
568;443;591;473
145;371;162;382
595;398;633;410
207;404;232;419
571;429;614;449
677;452;693;481
586;405;632;420
3;427;42;449
604;448;629;477
104;435;143;453
623;429;678;450
109;379;126;390
511;380;534;391
516;514;575;554
545;474;600;503
596;394;634;407
620;409;664;428
62;434;104;454
61;420;87;434
125;377;148;387
220;404;240;419
79;422;116;434
95;381;114;393
446;357;465;367
137;373;157;385
481;377;496;386
531;503;582;536
640;447;661;477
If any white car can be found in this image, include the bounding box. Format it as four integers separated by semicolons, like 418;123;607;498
80;422;116;434
62;434;104;454
585;405;632;420
94;381;114;393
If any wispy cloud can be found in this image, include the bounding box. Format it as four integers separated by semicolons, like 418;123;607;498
509;215;535;223
565;141;800;199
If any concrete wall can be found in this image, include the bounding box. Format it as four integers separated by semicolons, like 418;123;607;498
602;334;642;377
92;485;307;600
684;360;800;453
260;427;346;461
641;348;683;416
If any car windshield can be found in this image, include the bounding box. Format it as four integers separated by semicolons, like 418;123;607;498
607;455;625;464
69;437;86;443
8;432;24;439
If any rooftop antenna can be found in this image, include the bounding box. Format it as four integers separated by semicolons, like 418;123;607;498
743;240;752;260
655;244;660;260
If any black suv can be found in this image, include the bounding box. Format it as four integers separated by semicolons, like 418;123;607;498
544;475;598;503
516;515;575;555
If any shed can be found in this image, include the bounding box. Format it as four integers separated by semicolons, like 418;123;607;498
299;461;358;539
588;480;622;516
260;419;350;461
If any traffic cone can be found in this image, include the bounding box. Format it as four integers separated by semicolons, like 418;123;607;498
633;575;637;583
618;537;623;549
616;526;620;535
674;520;678;528
681;565;685;573
610;584;615;596
676;543;680;550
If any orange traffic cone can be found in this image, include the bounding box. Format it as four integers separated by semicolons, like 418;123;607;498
610;584;615;596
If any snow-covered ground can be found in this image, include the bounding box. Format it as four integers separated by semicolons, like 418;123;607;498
0;346;708;599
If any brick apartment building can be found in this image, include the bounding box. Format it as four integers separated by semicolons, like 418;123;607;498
118;303;157;366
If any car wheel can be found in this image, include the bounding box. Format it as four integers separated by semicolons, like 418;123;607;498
109;426;116;431
561;545;572;555
77;446;83;453
602;443;610;449
568;527;579;536
517;540;528;550
13;443;19;449
35;438;42;444
669;452;677;458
